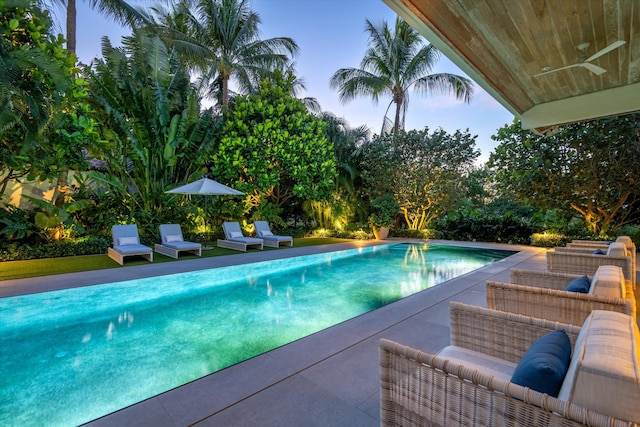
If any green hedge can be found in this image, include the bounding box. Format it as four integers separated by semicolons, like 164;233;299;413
0;237;110;261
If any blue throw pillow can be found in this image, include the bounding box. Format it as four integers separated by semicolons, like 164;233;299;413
564;275;591;293
592;249;607;255
510;330;571;397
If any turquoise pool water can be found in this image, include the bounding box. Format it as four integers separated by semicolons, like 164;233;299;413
0;243;514;426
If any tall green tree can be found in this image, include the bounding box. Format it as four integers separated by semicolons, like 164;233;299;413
330;17;473;134
211;71;336;223
488;116;640;234
360;127;479;230
85;30;219;228
169;0;299;108
0;0;94;198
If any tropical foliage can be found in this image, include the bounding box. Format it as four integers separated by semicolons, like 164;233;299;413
0;0;96;198
359;127;479;230
167;0;299;108
212;72;336;224
489;116;640;234
303;113;369;229
84;29;219;230
2;0;640;260
330;17;473;134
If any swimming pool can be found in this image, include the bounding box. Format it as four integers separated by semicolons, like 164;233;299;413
0;243;514;426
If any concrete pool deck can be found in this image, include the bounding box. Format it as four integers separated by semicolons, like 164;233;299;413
1;239;616;426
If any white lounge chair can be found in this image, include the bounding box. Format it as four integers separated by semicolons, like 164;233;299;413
217;222;263;251
254;221;293;248
108;224;153;265
154;224;202;259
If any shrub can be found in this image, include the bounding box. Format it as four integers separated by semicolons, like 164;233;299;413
392;228;438;239
530;232;567;248
0;237;110;261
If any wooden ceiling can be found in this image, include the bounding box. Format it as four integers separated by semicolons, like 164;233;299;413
382;0;640;134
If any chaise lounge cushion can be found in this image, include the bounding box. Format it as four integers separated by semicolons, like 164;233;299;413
564;275;591;293
589;265;625;299
558;310;640;422
510;329;571;397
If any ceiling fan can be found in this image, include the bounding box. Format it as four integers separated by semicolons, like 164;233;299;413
534;40;626;77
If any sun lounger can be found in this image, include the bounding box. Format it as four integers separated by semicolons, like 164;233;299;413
380;302;640;427
108;224;153;265
154;224;202;259
486;266;635;326
254;221;293;248
217;221;263;251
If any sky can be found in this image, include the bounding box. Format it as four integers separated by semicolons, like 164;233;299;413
70;0;515;163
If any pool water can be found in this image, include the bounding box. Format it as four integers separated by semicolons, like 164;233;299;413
0;243;514;426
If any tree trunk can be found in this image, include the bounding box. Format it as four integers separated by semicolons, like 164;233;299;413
66;0;77;54
393;100;401;134
222;75;229;107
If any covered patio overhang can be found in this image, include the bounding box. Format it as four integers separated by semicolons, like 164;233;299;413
382;0;640;135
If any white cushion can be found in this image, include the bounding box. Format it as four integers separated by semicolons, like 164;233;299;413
165;234;183;243
607;242;628;257
589;265;625;299
558;310;640;422
229;231;243;238
118;236;138;246
436;346;516;382
261;230;273;236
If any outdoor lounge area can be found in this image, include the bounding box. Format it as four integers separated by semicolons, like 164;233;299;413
3;240;636;426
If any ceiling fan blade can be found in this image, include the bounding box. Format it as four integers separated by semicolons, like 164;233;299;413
585;40;626;62
580;63;607;75
534;63;579;77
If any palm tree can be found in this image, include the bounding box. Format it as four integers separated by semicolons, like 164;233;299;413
330;17;474;134
169;0;299;108
46;0;144;54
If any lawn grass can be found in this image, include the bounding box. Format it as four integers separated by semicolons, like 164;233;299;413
0;237;355;281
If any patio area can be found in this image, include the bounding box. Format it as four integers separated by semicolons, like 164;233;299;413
1;239;616;426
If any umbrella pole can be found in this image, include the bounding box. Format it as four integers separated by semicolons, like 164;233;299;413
203;196;213;250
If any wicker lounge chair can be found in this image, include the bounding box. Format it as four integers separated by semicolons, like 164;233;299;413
108;224;153;265
217;221;264;251
568;235;636;254
562;236;636;277
486;266;635;326
154;224;202;259
253;221;293;248
547;241;635;288
380;302;640;427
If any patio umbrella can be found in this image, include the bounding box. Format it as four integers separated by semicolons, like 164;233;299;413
166;178;244;248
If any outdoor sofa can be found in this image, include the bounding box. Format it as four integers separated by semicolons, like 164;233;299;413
217;221;264;252
108;224;153;265
547;241;635;288
567;235;636;254
254;221;293;248
486;265;635;326
561;236;636;282
380;302;640;427
154;224;202;259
